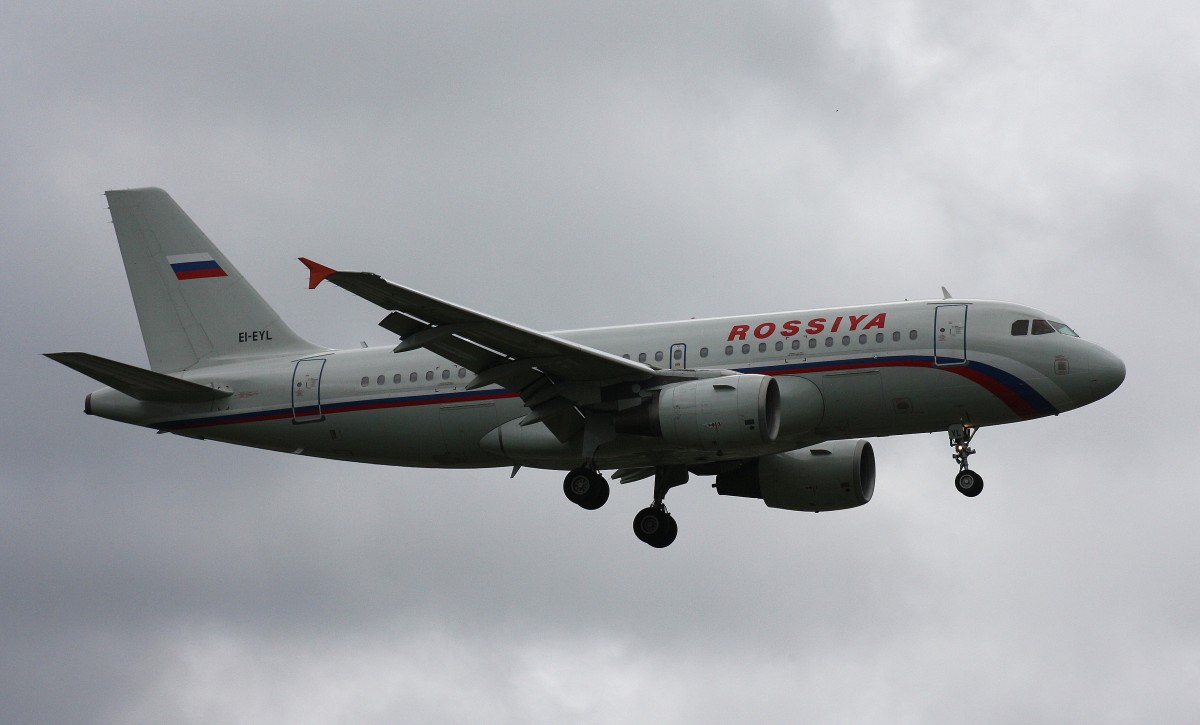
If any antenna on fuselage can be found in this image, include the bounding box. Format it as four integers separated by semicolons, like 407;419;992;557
941;286;952;299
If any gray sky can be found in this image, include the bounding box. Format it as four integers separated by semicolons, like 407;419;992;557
3;2;1196;723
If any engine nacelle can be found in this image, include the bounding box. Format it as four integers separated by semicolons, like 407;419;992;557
714;440;875;512
616;374;780;450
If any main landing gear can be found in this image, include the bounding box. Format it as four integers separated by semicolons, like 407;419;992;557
633;506;677;549
632;466;687;549
562;465;686;548
949;423;984;497
563;467;609;510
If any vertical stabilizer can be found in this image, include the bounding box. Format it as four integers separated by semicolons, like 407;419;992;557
106;188;322;372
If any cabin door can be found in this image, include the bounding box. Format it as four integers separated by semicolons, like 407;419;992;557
292;358;326;423
934;305;968;366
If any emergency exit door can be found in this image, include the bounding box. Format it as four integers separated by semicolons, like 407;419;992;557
669;343;687;370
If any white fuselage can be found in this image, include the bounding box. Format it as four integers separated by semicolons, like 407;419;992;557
85;298;1124;472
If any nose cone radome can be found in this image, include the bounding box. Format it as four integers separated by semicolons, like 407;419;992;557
1088;346;1126;401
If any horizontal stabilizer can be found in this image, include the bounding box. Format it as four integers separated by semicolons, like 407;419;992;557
45;352;233;403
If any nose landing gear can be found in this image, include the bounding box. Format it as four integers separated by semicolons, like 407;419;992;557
949;424;984;497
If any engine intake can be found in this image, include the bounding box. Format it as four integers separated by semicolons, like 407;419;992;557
615;374;780;451
714;440;875;512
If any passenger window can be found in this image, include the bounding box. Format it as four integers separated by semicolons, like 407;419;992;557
360;376;369;387
875;333;884;343
441;369;450;380
824;337;833;348
458;369;467;378
909;330;918;340
859;334;867;344
622;354;630;359
775;341;784;352
655;351;664;362
425;371;434;381
724;345;733;356
699;347;709;358
1031;319;1054;335
638;353;647;363
742;344;750;354
808;338;817;349
842;336;850;346
758;342;767;353
792;339;800;350
892;331;901;342
409;372;417;383
377;375;385;385
1011;320;1029;336
673;349;682;360
393;374;402;384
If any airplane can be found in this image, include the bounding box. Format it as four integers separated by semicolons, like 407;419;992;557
47;188;1126;547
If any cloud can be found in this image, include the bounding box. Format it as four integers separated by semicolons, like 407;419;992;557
3;1;1197;722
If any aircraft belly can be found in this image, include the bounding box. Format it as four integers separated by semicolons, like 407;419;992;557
873;362;1041;432
814;370;885;434
165;398;513;467
317;405;504;466
482;416;802;471
437;401;505;466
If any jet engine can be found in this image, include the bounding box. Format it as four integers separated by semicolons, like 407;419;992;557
713;439;875;512
615;374;780;450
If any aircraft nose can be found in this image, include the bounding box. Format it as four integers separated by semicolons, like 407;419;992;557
1088;346;1126;401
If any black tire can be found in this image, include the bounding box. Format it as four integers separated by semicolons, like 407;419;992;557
633;507;677;548
584;476;610;510
658;514;678;548
955;469;984;497
564;469;609;510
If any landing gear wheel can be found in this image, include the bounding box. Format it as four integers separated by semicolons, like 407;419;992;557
633;506;678;548
955;469;984;497
663;515;679;546
563;468;609;510
948;424;985;498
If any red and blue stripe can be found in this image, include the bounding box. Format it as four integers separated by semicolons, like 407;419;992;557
749;355;1058;419
153;355;1056;431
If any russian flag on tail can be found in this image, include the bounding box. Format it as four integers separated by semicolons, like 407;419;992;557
167;253;227;280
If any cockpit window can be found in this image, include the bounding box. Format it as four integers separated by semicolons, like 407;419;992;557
1018;318;1080;337
1049;321;1078;337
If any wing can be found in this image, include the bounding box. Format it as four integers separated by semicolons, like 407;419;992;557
300;258;662;440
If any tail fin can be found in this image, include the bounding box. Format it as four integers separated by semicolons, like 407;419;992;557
106;188;323;372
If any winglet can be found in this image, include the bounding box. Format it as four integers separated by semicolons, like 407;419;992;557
299;258;338;289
